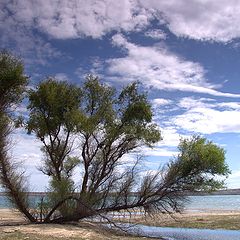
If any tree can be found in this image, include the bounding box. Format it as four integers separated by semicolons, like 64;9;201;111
24;75;229;223
27;78;82;218
0;62;230;224
0;51;35;222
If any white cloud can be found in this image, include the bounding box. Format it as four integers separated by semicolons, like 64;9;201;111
11;129;42;167
178;97;215;110
55;73;69;82
2;0;240;43
3;0;240;43
157;127;187;148
172;97;240;134
141;146;178;157
140;0;240;42
0;1;61;65
108;34;240;97
1;0;151;40
225;170;240;189
218;102;240;110
145;29;167;40
152;98;173;107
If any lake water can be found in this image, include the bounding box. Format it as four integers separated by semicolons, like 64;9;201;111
185;195;240;212
1;194;240;211
132;225;240;240
0;194;44;209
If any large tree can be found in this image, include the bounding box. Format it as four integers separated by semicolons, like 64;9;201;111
24;76;230;223
0;59;230;224
27;78;82;218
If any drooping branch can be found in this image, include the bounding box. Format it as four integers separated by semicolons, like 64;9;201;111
0;52;35;223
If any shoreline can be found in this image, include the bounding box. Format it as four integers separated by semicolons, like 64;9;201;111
130;209;240;230
1;208;240;239
1;208;240;228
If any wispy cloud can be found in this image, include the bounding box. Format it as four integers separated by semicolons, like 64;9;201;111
107;34;240;97
54;73;69;82
225;169;240;189
145;29;167;40
11;128;42;167
170;97;240;134
152;98;173;107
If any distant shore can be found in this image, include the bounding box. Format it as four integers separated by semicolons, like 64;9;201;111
1;189;240;196
187;188;240;196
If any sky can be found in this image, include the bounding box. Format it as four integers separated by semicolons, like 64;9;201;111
1;0;240;191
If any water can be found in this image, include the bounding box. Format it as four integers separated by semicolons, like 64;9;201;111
0;195;12;208
0;194;45;209
133;225;240;240
185;195;240;212
1;194;240;211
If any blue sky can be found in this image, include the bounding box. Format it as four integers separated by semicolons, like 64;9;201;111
1;0;240;191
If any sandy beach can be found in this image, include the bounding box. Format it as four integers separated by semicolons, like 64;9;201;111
1;208;240;239
0;209;153;240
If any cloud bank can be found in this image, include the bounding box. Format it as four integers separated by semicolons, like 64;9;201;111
2;0;240;42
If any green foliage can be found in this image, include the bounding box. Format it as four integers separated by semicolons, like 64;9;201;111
47;176;76;216
75;76;161;146
27;78;82;137
118;81;152;124
118;82;161;145
77;75;115;132
0;51;28;111
167;135;230;191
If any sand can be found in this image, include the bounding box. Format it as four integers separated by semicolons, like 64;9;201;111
1;208;240;239
0;209;153;240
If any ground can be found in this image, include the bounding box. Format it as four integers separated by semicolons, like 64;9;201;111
0;209;154;240
1;209;240;240
132;210;240;230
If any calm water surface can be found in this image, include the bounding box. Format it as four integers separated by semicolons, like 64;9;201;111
134;225;240;240
186;195;240;212
1;194;240;211
0;194;44;208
